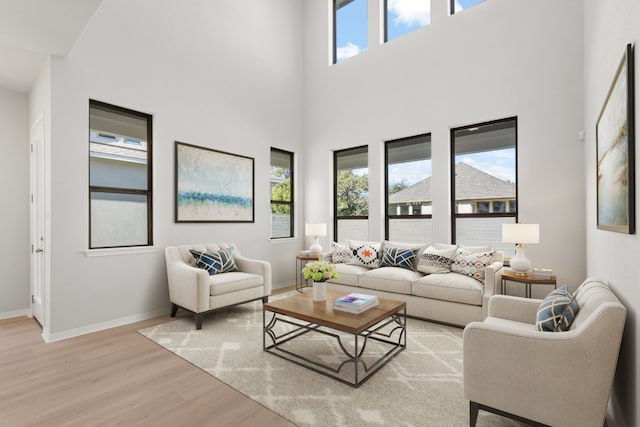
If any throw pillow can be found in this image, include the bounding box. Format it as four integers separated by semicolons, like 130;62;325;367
348;241;381;268
536;285;580;332
380;246;419;270
190;247;238;275
416;245;457;274
331;241;351;264
451;249;495;282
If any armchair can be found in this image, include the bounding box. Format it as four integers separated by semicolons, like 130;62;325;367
463;278;626;427
165;243;271;329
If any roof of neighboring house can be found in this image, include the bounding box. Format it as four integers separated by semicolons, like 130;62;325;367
389;162;515;204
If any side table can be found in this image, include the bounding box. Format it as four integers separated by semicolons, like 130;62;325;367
296;254;319;292
501;270;557;298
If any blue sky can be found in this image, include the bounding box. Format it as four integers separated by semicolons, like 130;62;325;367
336;0;485;61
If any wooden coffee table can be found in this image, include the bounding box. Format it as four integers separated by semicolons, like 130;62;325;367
263;289;406;387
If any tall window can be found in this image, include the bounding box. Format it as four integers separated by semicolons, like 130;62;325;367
270;148;294;239
334;0;368;63
450;0;485;15
385;134;432;243
384;0;430;43
334;146;368;242
89;100;152;249
451;117;517;253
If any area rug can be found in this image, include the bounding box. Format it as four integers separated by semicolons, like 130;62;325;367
139;295;523;427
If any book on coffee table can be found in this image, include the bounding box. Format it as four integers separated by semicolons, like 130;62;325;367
333;293;379;314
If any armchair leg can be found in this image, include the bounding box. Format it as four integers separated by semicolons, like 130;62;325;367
170;303;178;318
262;296;269;303
469;401;479;427
195;313;203;330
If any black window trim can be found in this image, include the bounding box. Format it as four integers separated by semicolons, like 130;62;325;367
333;145;369;242
270;147;295;239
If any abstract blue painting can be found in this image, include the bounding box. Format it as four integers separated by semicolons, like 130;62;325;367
175;141;254;222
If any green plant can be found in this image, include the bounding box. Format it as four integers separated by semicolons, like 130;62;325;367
302;261;339;282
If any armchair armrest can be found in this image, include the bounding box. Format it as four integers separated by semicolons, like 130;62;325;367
234;254;272;296
165;252;211;313
488;295;541;324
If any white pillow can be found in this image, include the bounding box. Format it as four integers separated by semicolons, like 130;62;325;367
331;241;351;264
451;249;495;282
416;245;457;274
348;241;381;268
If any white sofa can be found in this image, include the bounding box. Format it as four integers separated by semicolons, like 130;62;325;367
463;278;627;427
321;241;504;327
165;242;271;329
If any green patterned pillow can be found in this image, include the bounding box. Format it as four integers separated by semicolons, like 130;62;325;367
190;247;238;275
536;285;579;332
381;246;419;270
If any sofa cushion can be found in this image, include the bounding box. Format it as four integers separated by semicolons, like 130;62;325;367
331;241;351;264
348;241;382;268
412;272;483;305
416;245;457;274
190;247;238;275
209;271;263;296
329;263;369;287
358;267;422;295
536;285;580;332
451;249;495;282
381;246;420;270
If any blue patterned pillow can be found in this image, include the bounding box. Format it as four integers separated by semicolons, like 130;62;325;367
536;285;579;332
190;247;238;275
381;246;419;270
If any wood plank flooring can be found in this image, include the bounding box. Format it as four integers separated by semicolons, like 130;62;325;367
0;309;296;427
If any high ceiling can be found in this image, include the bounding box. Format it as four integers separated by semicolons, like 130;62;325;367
0;0;102;93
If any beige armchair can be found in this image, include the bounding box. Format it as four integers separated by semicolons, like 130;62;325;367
463;278;626;427
165;243;271;329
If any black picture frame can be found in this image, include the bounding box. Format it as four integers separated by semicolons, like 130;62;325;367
175;141;254;223
596;43;635;234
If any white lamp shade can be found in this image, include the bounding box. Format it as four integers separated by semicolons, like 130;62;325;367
305;223;327;237
502;223;539;244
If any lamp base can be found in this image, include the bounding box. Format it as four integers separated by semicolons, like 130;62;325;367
509;244;531;275
309;237;322;255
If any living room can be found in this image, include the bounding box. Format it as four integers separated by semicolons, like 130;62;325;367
0;0;638;425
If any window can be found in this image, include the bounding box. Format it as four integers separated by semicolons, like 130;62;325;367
334;0;368;63
270;148;294;239
89;100;152;249
451;117;517;253
384;0;430;43
385;133;432;243
334;146;368;242
450;0;485;15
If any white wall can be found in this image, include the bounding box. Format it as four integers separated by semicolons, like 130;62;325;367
43;0;304;338
303;0;586;290
0;87;30;319
584;1;640;425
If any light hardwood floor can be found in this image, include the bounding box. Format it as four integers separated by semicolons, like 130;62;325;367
0;309;296;427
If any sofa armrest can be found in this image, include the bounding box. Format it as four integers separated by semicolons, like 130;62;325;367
165;251;211;313
481;260;503;318
488;295;541;323
234;254;272;296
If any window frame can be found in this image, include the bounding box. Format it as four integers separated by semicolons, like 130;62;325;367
333;0;368;64
270;147;294;239
384;133;432;240
334;145;369;242
450;117;518;244
383;0;430;44
89;99;153;249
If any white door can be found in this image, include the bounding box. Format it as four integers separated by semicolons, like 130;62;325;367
30;115;45;327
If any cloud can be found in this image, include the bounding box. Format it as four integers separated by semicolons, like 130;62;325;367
461;157;515;183
453;0;463;13
336;43;361;61
388;0;430;26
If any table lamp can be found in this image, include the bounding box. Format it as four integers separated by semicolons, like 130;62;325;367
305;223;327;255
502;223;539;276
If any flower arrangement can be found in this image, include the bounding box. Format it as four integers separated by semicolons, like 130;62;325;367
302;260;339;283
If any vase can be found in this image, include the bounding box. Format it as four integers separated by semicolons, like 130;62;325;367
312;281;327;302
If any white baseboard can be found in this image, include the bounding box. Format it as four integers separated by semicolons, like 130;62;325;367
44;308;169;343
0;308;30;320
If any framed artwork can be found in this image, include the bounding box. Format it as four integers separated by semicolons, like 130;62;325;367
596;43;635;234
175;141;254;223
